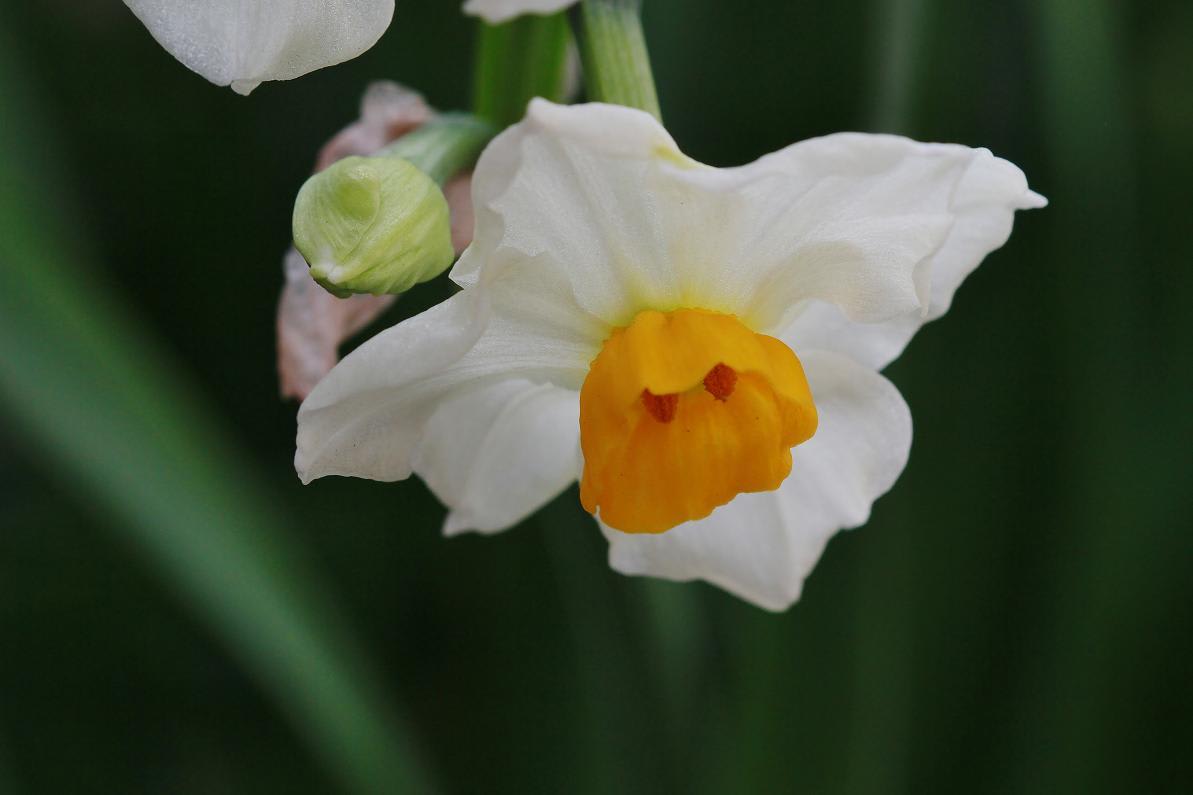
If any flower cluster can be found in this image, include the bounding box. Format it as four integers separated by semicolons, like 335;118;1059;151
124;0;1044;609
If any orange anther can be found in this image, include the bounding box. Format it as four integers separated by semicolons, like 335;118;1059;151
703;362;738;401
641;389;679;422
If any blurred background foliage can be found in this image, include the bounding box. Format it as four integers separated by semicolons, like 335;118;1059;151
1;0;1191;792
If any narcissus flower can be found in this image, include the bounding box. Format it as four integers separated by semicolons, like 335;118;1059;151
296;100;1044;610
122;0;395;94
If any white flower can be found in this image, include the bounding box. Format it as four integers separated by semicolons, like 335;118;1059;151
296;100;1045;610
122;0;395;95
463;0;577;24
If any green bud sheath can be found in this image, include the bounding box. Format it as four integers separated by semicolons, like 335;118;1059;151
291;113;495;298
292;155;454;298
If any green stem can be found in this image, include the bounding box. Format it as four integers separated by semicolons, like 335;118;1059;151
572;0;661;119
637;579;706;789
870;0;925;134
380;112;497;184
537;492;662;794
472;15;572;128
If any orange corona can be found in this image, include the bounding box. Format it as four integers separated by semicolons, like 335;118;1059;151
579;308;818;534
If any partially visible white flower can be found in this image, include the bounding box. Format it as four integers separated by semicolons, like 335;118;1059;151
122;0;395;94
463;0;577;25
296;100;1045;610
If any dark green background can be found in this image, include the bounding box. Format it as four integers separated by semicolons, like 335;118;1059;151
1;0;1190;792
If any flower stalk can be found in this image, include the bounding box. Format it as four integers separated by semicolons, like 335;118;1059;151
572;0;661;119
379;112;497;186
473;14;573;128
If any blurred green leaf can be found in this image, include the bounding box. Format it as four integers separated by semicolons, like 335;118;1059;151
0;24;433;795
840;3;926;794
1000;1;1168;791
0;742;17;795
537;493;672;795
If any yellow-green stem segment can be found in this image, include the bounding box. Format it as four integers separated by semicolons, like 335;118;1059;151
382;112;497;187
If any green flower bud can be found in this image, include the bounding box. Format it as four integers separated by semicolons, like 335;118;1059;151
292;155;454;298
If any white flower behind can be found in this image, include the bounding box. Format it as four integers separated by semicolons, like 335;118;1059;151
296;100;1045;610
123;0;395;94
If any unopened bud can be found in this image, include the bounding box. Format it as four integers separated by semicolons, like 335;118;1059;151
292;155;454;298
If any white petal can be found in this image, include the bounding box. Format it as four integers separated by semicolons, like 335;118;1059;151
296;289;487;483
296;261;602;483
123;0;394;94
602;350;912;611
453;100;684;326
457;101;1042;337
771;133;1047;369
414;380;580;535
462;0;577;24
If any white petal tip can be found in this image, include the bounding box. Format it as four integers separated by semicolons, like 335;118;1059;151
230;79;260;96
737;589;801;613
442;512;517;537
295;461;315;486
443;512;472;536
294;443;321;485
462;0;577;24
1025;190;1049;209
